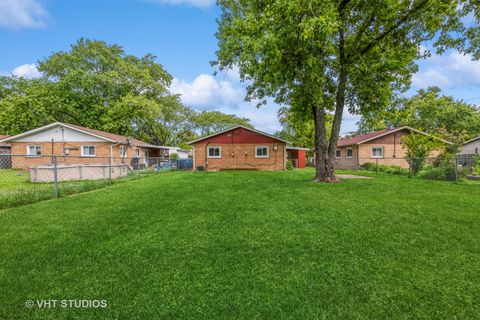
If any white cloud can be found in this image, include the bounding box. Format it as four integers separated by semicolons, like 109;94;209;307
170;74;243;109
412;68;452;89
223;65;241;82
11;64;42;79
144;0;213;9
169;72;282;132
413;52;480;89
0;0;48;30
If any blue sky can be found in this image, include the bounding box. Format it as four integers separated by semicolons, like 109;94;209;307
1;0;479;135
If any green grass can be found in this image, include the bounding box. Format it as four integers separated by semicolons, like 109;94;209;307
0;169;161;209
1;169;479;319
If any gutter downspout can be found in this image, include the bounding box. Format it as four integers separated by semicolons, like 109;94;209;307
205;141;210;170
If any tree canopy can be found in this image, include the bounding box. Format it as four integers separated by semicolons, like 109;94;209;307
0;39;252;149
191;111;252;136
357;87;480;143
215;0;469;181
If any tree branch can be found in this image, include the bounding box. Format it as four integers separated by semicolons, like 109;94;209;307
349;0;430;63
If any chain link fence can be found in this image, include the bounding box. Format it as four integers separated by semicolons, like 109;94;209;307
0;154;192;210
336;155;480;182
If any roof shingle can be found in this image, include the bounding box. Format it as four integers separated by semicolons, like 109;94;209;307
337;128;399;147
65;123;153;147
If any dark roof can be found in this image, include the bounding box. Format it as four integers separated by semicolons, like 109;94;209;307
338;128;397;147
187;124;289;145
65;123;154;147
337;126;452;147
0;123;166;149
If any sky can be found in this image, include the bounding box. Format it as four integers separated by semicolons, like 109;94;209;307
1;0;479;135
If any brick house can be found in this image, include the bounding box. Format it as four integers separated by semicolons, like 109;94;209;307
334;126;451;169
188;125;289;171
0;122;172;170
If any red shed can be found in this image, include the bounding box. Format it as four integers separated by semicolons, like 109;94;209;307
286;147;309;168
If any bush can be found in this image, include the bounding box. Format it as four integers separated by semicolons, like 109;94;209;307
169;153;179;161
360;162;409;175
474;155;480;175
286;160;294;170
418;159;465;181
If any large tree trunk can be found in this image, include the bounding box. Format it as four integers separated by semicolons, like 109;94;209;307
313;105;338;182
312;26;348;183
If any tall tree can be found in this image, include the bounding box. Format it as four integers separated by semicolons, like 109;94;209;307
215;0;463;182
356;87;480;142
191;110;252;136
437;1;480;59
277;106;332;150
37;38;174;134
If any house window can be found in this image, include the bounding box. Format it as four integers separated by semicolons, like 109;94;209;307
134;149;140;158
346;148;353;158
81;145;96;157
27;145;42;156
336;149;341;158
120;146;127;157
371;147;384;158
255;146;269;158
207;146;221;158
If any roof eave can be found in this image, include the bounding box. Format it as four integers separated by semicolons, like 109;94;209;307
187;124;290;145
464;136;480;145
0;122;117;143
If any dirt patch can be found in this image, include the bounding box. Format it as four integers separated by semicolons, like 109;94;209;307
336;174;372;179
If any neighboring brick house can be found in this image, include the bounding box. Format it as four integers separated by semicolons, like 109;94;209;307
334;126;451;169
188;125;288;171
0;122;171;170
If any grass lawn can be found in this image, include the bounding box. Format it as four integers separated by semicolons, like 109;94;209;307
1;169;479;319
0;169;160;210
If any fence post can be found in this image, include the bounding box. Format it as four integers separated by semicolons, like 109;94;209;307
156;157;159;173
53;155;59;198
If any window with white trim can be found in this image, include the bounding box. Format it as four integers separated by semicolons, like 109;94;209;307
134;149;140;158
346;148;353;158
255;146;269;158
336;149;341;158
120;146;127;157
27;145;42;156
207;146;221;158
371;147;384;158
81;145;96;157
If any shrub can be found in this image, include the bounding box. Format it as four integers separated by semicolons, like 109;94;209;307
474;155;480;175
169;153;179;161
360;162;409;175
418;158;465;181
402;132;440;175
286;160;294;170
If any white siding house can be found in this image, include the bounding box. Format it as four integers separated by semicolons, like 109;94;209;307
459;137;480;155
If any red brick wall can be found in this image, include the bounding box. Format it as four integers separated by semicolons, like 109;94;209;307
192;128;286;171
193;142;285;171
